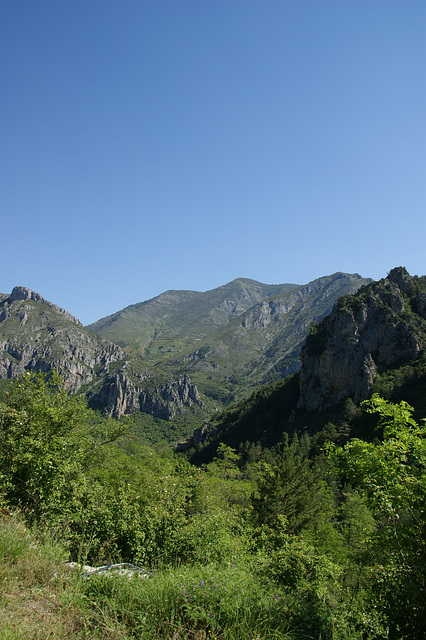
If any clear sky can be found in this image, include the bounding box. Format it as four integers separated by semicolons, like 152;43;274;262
2;1;425;325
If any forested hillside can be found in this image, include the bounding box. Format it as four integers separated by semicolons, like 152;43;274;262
1;369;425;638
184;267;426;461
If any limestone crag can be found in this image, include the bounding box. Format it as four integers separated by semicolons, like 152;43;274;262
139;375;202;420
91;370;203;419
6;286;81;324
298;268;426;411
0;286;204;420
89;370;143;416
0;287;124;391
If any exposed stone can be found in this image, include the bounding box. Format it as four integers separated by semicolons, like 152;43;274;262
9;286;82;325
90;370;203;419
298;268;425;411
0;287;124;392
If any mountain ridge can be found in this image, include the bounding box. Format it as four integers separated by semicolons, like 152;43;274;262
298;266;426;411
87;278;300;348
172;272;368;386
0;272;372;425
183;266;426;458
0;286;124;391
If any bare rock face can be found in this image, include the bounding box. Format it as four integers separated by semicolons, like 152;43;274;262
8;286;82;324
0;286;124;391
298;268;425;411
0;286;204;420
181;272;371;385
90;370;203;419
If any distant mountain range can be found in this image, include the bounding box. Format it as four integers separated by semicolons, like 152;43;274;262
0;272;371;420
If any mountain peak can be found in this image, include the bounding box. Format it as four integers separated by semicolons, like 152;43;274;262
386;266;413;294
298;268;425;411
10;286;34;302
7;286;82;326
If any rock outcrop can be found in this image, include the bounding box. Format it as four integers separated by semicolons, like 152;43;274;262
0;286;124;391
90;370;203;419
0;286;204;420
180;272;371;384
298;267;426;411
6;286;81;324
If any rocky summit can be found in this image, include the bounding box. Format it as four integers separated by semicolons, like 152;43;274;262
0;286;124;391
298;267;426;411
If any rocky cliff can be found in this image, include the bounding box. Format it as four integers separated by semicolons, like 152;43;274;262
88;278;300;349
0;286;207;421
298;267;426;411
88;369;203;419
0;286;124;391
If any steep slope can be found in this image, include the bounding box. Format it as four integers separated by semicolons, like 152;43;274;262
2;270;394;432
298;267;426;411
0;286;205;421
86;367;204;420
184;267;426;459
88;278;299;352
0;286;124;391
89;273;370;398
176;272;370;386
86;273;371;416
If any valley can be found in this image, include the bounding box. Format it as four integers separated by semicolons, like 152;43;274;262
1;266;426;639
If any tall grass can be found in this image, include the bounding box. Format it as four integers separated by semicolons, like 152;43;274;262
0;514;68;639
0;514;368;639
80;562;294;639
0;515;292;639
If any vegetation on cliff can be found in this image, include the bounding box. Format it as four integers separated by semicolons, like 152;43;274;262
0;273;370;428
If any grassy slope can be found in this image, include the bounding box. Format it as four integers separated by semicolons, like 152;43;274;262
87;278;299;352
172;272;371;386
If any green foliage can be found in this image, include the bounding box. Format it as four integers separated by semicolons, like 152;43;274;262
0;371;123;521
327;395;426;639
372;353;426;417
305;318;328;355
189;374;301;465
251;435;334;536
5;370;426;638
0;514;69;638
328;395;425;534
120;409;199;447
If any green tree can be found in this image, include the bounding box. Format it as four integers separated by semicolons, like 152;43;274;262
0;371;122;520
327;395;426;639
251;435;333;536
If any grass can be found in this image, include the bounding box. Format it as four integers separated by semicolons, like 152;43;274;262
0;515;69;638
1;512;369;639
0;514;295;640
77;561;295;640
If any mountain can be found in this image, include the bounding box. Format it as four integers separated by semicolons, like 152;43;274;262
184;267;426;459
173;272;370;386
87;278;299;350
0;286;205;422
89;273;370;409
0;272;371;425
0;286;123;391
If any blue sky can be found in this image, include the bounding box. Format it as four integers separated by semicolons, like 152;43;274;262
2;1;425;325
